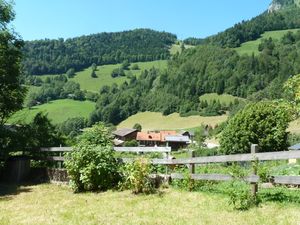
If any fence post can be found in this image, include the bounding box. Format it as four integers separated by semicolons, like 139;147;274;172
251;144;259;199
189;150;195;191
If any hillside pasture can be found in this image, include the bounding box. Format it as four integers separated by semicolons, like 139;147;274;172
199;93;245;105
70;60;168;92
169;43;194;55
118;112;227;131
8;99;95;124
235;29;300;55
0;184;299;225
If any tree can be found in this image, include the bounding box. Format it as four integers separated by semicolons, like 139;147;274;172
220;102;291;154
133;123;142;131
91;63;97;71
0;0;25;125
121;60;130;70
66;68;75;78
91;70;97;78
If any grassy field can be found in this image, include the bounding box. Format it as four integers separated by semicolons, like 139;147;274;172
0;184;299;225
199;93;245;105
8;99;95;124
169;43;194;55
235;29;300;55
70;60;168;92
118;112;227;131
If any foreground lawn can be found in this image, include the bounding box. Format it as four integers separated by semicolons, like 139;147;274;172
8;99;95;124
118;112;227;131
0;184;299;225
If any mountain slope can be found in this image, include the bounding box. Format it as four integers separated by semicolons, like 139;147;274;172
23;29;176;75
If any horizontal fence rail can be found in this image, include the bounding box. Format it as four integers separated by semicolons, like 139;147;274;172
114;147;171;153
149;150;300;165
170;174;300;185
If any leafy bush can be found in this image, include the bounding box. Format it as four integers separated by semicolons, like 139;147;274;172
119;158;155;194
220;102;291;154
65;123;120;192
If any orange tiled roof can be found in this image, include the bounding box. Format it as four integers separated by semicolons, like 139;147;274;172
137;132;161;141
136;130;177;142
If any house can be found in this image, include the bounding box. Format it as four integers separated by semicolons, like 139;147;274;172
180;130;195;142
112;128;138;142
165;135;190;150
137;131;161;146
136;130;190;150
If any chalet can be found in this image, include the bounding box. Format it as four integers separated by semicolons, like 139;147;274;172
137;130;190;150
137;131;161;146
112;128;138;141
165;135;190;150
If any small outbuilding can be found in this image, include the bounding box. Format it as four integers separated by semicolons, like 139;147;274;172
113;128;138;142
165;135;190;150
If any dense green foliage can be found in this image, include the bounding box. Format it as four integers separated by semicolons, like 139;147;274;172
26;75;87;107
0;0;25;124
58;117;87;140
220;102;291;154
22;29;176;75
0;112;63;159
65;123;120;192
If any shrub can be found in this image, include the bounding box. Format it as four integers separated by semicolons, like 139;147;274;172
119;158;155;194
124;140;138;147
220;102;291;154
227;180;257;210
65;123;120;192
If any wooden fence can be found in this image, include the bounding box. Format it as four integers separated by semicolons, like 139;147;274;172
38;145;300;190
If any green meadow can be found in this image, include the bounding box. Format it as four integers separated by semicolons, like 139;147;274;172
118;111;227;131
235;29;300;55
9;99;95;124
70;60;168;92
199;93;245;105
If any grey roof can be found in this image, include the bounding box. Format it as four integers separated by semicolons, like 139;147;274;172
113;128;137;137
165;135;190;143
289;143;300;150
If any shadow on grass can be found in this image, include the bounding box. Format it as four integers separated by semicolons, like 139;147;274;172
0;183;33;201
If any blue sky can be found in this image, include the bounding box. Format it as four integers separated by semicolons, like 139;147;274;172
13;0;271;41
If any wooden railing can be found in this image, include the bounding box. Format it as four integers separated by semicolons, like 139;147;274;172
38;145;300;188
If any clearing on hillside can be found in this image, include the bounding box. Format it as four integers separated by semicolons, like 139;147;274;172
8;99;95;124
235;29;300;55
169;43;194;55
118;112;227;131
199;93;245;105
70;60;168;92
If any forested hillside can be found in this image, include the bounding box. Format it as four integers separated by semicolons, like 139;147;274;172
22;29;176;75
185;0;300;48
89;30;300;125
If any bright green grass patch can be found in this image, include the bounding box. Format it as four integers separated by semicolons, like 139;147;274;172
118;112;227;131
170;43;194;55
199;93;244;105
0;184;299;225
70;60;168;92
235;29;300;55
8;99;95;124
